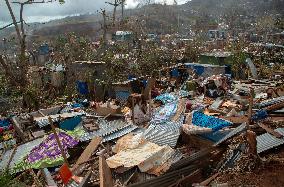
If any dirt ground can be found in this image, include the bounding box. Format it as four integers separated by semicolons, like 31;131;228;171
216;146;284;187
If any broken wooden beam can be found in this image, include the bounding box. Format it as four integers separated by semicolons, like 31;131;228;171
72;136;102;171
198;172;220;186
49;117;70;167
99;155;113;187
247;130;257;156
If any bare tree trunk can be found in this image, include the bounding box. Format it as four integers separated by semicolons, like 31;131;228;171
4;0;22;45
0;55;18;86
121;0;125;22
113;5;117;26
101;9;107;47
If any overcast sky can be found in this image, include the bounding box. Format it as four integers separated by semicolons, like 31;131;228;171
0;0;188;27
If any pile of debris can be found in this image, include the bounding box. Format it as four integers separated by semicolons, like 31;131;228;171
0;68;283;187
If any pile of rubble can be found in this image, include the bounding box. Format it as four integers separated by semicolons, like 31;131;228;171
0;68;283;187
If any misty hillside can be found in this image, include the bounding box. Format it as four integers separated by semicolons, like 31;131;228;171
1;0;283;42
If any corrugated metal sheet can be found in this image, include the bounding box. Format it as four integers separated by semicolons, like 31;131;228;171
142;115;184;148
113;167;156;185
257;128;284;153
35;112;85;128
255;96;284;108
0;137;44;171
143;127;180;148
214;123;247;146
102;125;138;142
169;148;213;171
80;120;137;142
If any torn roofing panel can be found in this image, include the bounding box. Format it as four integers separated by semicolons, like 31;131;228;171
214;123;247;146
0;137;44;171
34;112;85;128
254;96;284;108
257;128;284;154
79;120;137;142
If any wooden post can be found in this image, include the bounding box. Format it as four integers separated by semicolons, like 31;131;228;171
247;87;254;126
246;130;257;156
49;117;70;167
99;155;113;187
131;95;135;124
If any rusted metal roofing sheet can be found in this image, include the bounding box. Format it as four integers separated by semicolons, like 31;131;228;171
257;128;284;153
214;123;247;146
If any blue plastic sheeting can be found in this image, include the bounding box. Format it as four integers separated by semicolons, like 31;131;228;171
142;80;147;87
252;110;268;122
39;44;49;55
59;116;82;131
0;119;10;128
171;68;180;77
128;75;136;80
152;102;178;123
77;81;89;95
200;130;232;143
192;111;232;131
194;65;205;75
72;103;82;108
155;93;177;104
115;91;131;103
225;65;232;75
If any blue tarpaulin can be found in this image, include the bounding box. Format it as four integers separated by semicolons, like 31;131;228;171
59;116;82;131
192;111;232;131
39;44;49;55
115;91;131;103
77;81;89;95
171;69;180;77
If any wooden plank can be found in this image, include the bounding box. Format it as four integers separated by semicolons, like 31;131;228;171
50;118;69;167
247;88;254;125
11;116;25;141
99;155;113;187
72;137;102;171
199;172;220;186
258;123;283;138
